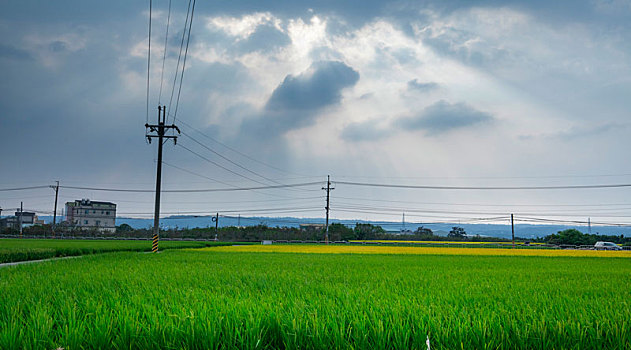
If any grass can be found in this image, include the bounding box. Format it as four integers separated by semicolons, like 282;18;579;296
206;244;631;257
0;238;237;264
0;249;630;349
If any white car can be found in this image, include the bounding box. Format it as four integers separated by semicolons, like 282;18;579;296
594;241;622;250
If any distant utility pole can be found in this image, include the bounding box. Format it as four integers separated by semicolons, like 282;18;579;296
511;214;515;248
51;181;59;238
19;201;23;237
322;175;334;244
588;217;591;234
212;213;219;241
145;105;180;253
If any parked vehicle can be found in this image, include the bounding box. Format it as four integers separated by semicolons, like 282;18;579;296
594;241;622;250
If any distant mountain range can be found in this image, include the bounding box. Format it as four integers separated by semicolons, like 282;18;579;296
34;215;627;239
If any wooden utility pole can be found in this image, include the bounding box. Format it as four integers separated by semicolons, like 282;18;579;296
146;105;180;252
51;181;59;238
322;175;334;244
511;214;515;248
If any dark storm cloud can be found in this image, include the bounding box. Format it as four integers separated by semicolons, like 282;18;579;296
266;60;359;113
407;79;439;92
239;60;359;136
396;100;493;134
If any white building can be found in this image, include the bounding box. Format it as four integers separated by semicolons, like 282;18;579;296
65;199;116;233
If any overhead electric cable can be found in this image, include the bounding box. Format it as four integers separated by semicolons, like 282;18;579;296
58;181;321;193
180;132;317;192
168;0;192;122
0;185;50;192
162;160;236;187
333;173;631;180
335;181;631;190
177;143;277;186
146;0;152;124
333;200;631;215
334;195;631;208
178;119;309;177
182;132;282;183
172;0;196;123
158;0;172;104
162;159;317;200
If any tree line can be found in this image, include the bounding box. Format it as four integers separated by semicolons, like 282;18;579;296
1;223;629;246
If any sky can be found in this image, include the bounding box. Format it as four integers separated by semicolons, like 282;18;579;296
2;0;631;228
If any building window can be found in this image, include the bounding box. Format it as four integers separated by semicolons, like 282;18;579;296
85;210;89;214
106;211;110;215
84;220;88;225
96;220;101;226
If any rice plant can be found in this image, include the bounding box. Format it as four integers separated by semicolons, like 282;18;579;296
0;249;629;349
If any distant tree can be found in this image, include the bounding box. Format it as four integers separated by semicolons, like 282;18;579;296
414;226;433;236
328;223;355;241
545;229;593;245
448;226;466;239
354;223;386;240
116;223;134;233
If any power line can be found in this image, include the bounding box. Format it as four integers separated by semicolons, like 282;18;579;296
178;119;309;177
335;180;631;190
162;158;319;200
158;0;172;104
333;173;631;180
58;181;322;193
180;131;319;193
177;142;275;186
118;206;322;215
162;160;237;187
172;0;196;123
514;216;631;227
333;200;631;215
0;185;50;192
181;132;283;185
333;195;631;208
168;0;192;123
146;0;152;124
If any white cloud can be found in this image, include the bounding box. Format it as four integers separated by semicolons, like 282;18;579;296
208;12;282;38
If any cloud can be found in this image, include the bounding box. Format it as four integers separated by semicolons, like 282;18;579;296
519;122;627;141
237;60;359;150
234;23;291;53
0;44;32;60
341;120;391;142
396;100;494;134
407;79;439;92
265;60;359;113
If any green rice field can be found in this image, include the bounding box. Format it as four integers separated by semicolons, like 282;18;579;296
0;238;235;264
1;248;630;349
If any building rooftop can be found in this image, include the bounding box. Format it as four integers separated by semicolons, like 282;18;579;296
66;199;116;207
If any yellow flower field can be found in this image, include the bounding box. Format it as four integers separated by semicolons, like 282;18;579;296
200;244;631;258
349;240;545;245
